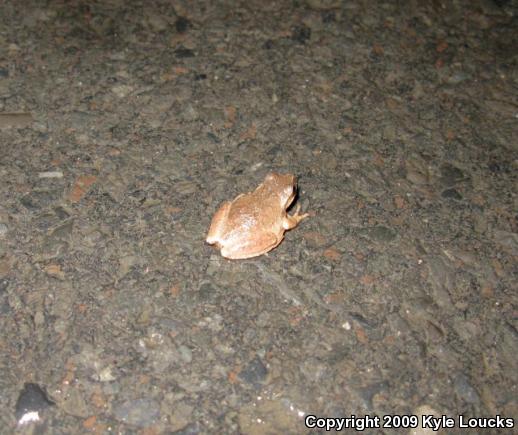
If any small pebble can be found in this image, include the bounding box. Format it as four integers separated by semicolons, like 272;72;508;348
178;344;193;364
441;188;462;200
114;398;160;427
239;357;268;387
291;24;311;44
175;16;191;33
15;383;55;425
369;225;397;242
174;47;195;58
454;374;480;405
0;112;33;129
38;171;64;178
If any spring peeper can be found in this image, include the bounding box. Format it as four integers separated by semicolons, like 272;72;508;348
206;172;309;259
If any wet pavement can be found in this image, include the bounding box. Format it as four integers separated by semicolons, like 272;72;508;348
0;0;517;433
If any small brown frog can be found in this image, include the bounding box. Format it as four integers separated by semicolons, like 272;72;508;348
206;172;309;259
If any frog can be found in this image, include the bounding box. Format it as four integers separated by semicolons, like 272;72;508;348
206;172;309;259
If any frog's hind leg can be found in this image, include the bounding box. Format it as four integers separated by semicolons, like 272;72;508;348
206;201;232;244
220;232;280;260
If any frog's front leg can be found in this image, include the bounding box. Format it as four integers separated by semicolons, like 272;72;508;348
283;204;309;230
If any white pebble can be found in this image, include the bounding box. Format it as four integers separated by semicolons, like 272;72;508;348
38;171;63;178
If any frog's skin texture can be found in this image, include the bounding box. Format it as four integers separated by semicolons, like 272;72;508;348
206;173;309;260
